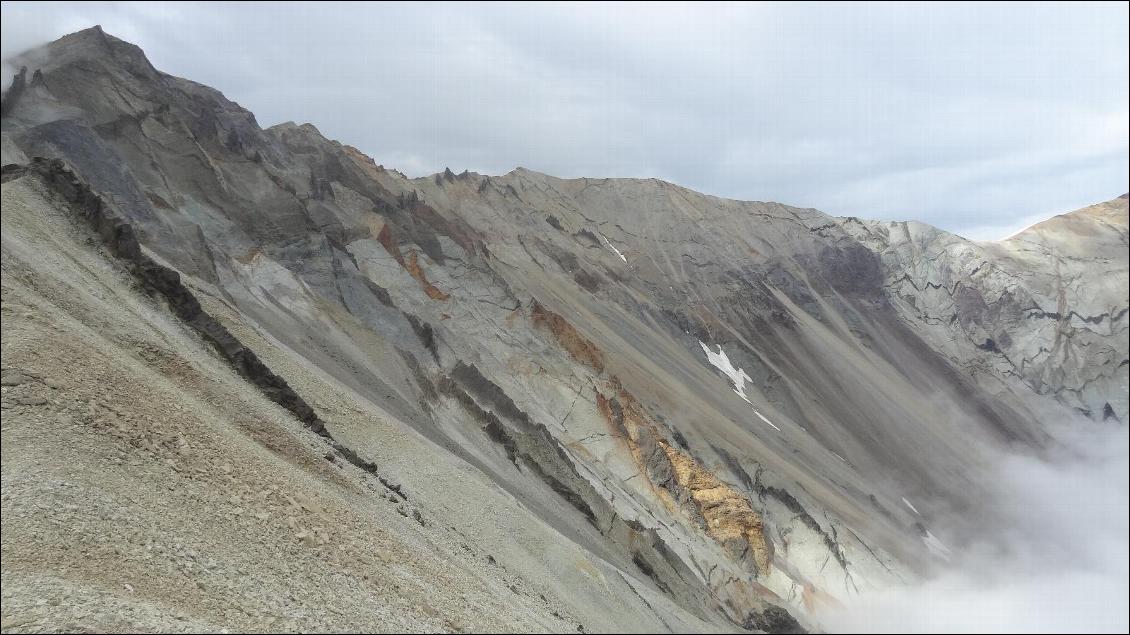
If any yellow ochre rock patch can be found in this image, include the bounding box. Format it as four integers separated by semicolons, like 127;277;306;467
405;251;450;301
373;223;450;301
599;379;772;576
530;302;604;372
531;303;771;576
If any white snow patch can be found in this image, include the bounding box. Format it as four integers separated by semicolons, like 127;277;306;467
697;341;784;433
922;530;952;561
754;410;781;432
902;497;921;515
699;341;753;401
598;234;628;262
609;243;627;263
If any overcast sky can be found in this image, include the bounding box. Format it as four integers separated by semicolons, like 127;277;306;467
2;1;1127;239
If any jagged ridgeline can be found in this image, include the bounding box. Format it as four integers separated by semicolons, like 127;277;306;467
2;25;1126;633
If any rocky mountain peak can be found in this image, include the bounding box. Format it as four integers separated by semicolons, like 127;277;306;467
21;24;159;80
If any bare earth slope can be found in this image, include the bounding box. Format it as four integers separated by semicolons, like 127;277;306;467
2;27;1126;633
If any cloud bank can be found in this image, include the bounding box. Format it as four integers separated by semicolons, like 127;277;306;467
826;420;1129;633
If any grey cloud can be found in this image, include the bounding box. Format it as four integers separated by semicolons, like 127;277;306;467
826;420;1129;633
2;1;1127;238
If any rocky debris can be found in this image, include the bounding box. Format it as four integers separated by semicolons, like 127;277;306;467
8;159;327;436
378;476;408;501
1;367;39;387
6;160;416;507
3;25;1126;634
1;172;697;635
743;605;807;634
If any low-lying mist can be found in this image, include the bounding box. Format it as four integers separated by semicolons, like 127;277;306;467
827;419;1129;633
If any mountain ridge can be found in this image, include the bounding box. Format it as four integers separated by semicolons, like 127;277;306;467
2;26;1126;633
12;27;1118;247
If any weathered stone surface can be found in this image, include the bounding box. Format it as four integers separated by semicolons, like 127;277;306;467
2;25;1125;633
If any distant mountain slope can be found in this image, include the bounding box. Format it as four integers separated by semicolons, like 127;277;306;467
843;195;1127;423
2;26;1126;633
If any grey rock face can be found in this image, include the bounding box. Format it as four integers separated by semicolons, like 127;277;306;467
843;204;1128;424
3;26;1126;632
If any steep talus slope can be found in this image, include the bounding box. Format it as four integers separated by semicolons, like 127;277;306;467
2;26;1126;632
2;161;706;632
